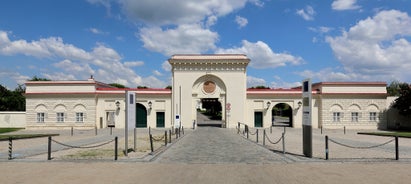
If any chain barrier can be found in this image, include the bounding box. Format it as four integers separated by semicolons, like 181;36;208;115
328;138;395;149
248;128;258;135
51;138;115;149
265;133;283;145
151;134;166;142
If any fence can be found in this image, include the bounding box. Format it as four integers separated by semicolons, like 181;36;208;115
325;135;399;160
237;122;286;154
148;126;184;154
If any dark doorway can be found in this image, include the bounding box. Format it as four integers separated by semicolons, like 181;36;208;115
197;98;223;127
136;103;147;128
272;103;293;127
254;111;263;127
156;112;165;128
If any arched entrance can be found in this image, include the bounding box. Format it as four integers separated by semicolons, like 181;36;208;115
136;103;147;128
272;103;293;127
192;75;226;127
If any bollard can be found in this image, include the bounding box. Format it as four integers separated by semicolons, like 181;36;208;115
321;126;323;134
48;136;52;160
134;128;137;152
237;122;240;134
263;129;266;146
246;125;249;139
149;126;151;135
270;126;272;134
114;136;118;161
71;126;74;136
169;129;172;143
395;136;399;160
175;128;178;139
325;135;329;160
256;129;259;143
95;126;98;136
182;126;184;135
283;126;286;134
110;127;113;135
282;132;285;154
149;134;154;153
344;126;346;135
165;131;168;146
8;137;12;160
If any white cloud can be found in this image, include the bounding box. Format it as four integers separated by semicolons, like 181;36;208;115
53;59;94;75
326;10;411;81
139;24;219;56
296;5;315;21
247;76;267;88
270;76;301;89
0;70;29;89
124;61;144;67
206;15;218;28
308;26;333;34
88;27;107;35
216;40;303;69
331;0;360;11
162;60;172;72
153;70;163;76
235;16;248;28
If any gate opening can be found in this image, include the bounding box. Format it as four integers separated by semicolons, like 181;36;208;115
197;98;223;127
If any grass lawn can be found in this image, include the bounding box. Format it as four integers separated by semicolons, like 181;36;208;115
0;128;58;141
358;131;411;138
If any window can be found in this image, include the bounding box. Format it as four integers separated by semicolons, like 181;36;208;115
56;112;64;122
369;112;377;121
351;112;359;122
37;113;45;123
76;112;84;123
333;112;341;122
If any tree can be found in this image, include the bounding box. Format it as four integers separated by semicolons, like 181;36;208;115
165;85;172;89
249;86;270;89
108;83;126;88
392;83;411;116
387;80;402;96
29;76;51;81
0;84;25;111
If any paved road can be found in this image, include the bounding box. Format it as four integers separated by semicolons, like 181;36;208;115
154;127;290;163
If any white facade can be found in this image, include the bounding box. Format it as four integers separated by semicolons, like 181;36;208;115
24;54;389;130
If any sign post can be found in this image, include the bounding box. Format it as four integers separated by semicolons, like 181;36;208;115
302;79;312;157
125;91;136;156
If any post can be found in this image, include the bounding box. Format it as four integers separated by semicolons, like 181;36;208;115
256;129;259;143
270;125;272;134
344;126;346;135
165;131;168;146
8;137;12;160
263;129;266;146
282;132;285;154
169;129;172;143
48;136;52;160
114;136;118;161
325;135;329;160
237;122;240;134
175;128;178;139
321;126;323;134
71;126;74;136
246;125;249;139
149;134;154;153
134;128;137;152
395;136;399;160
182;126;184;135
95;126;98;136
110;127;113;135
149;126;151;135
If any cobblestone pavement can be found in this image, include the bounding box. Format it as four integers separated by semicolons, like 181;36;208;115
154;127;291;163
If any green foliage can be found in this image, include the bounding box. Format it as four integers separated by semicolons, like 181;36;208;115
108;83;127;88
0;84;25;111
387;80;403;96
28;76;51;81
165;85;172;89
249;86;270;89
392;83;411;116
137;86;148;89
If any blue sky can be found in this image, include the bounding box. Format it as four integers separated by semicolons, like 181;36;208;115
1;0;411;89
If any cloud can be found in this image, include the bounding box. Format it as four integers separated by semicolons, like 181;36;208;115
235;16;248;28
124;61;144;67
308;26;333;34
0;70;29;89
139;24;219;56
331;0;360;11
326;10;411;81
0;30;166;88
296;5;315;21
247;76;267;88
270;76;301;89
216;40;303;69
88;27;108;35
162;60;172;72
153;70;163;76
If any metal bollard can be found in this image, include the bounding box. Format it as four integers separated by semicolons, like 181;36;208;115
48;136;52;160
149;134;154;153
282;132;285;154
237;122;240;134
256;129;259;143
71;126;74;136
182;126;184;135
395;136;399;160
114;136;118;161
325;135;329;160
134;128;137;152
246;125;249;139
344;126;346;135
321;126;323;134
8;137;12;160
165;131;168;146
95;126;98;136
169;129;172;143
175;128;178;139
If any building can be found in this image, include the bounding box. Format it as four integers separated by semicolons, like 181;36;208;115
24;54;388;130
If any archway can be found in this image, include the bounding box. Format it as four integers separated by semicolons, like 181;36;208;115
272;103;293;127
136;103;147;128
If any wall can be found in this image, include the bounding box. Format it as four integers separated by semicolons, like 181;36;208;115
0;112;26;128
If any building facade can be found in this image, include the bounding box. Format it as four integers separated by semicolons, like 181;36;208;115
24;54;388;130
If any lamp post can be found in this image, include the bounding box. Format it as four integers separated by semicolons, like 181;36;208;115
266;101;271;110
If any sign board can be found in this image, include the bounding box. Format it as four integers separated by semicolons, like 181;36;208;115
174;114;181;128
126;91;136;129
302;78;312;158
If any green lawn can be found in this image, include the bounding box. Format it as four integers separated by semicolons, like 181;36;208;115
358;131;411;138
0;128;23;134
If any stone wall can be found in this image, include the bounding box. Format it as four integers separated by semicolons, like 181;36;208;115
0;112;26;128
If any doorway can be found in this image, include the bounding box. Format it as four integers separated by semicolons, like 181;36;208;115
254;111;263;127
197;98;223;127
272;103;293;127
136;103;147;128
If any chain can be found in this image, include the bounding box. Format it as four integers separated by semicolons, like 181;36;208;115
151;134;166;141
329;138;395;149
265;133;283;145
248;129;257;135
52;138;115;149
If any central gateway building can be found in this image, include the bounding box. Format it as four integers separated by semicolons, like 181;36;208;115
25;54;388;130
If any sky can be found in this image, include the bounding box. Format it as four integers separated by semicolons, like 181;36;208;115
1;0;411;90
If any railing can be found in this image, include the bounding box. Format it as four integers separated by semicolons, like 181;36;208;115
148;126;185;154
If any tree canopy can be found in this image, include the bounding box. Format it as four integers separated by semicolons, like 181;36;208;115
392;82;411;116
29;76;51;81
0;84;25;111
108;83;127;88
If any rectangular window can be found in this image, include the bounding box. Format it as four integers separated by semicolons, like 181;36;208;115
37;113;45;123
76;112;84;123
333;112;341;122
56;112;64;122
369;112;377;121
351;112;359;122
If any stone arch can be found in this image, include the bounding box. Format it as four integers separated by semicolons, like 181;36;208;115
348;104;361;111
73;104;86;112
192;74;226;99
35;104;47;112
330;104;343;111
54;104;67;112
367;104;379;111
272;103;293;127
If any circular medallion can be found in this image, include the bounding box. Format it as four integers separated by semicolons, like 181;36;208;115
203;81;216;94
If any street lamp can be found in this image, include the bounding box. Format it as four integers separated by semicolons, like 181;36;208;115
148;101;152;109
266;101;271;110
115;101;120;110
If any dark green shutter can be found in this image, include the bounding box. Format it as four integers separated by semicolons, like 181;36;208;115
156;112;165;128
254;111;263;127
